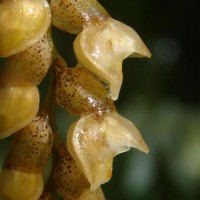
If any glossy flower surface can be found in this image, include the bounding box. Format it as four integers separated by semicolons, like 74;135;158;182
0;169;43;200
1;35;52;86
67;112;149;190
50;0;109;34
0;0;51;57
74;17;151;100
0;86;39;139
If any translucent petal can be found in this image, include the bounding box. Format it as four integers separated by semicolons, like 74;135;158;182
67;112;148;190
108;18;151;58
103;112;149;154
74;17;151;100
67;116;112;190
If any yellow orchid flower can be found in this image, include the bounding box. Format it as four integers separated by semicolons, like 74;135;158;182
74;17;151;100
67;111;149;191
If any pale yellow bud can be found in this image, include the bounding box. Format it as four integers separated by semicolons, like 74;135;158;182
53;148;105;200
1;35;52;86
3;114;53;173
50;0;109;34
67;112;149;190
0;169;43;200
74;17;151;100
0;0;51;57
56;64;115;117
0;85;39;139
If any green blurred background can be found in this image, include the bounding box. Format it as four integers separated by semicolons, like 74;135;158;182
1;0;200;199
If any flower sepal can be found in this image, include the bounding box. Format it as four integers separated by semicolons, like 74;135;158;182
74;17;151;100
67;112;149;190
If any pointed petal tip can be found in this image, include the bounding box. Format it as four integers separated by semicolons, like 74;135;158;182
141;143;149;154
129;47;152;59
146;48;152;58
133;140;150;154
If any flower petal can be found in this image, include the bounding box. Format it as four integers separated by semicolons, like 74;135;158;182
104;112;149;154
108;18;151;58
74;17;151;100
67;115;113;191
67;112;148;190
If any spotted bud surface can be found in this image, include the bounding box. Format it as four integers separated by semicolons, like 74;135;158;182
3;114;53;173
0;0;51;57
53;147;105;200
74;17;151;100
67;112;149;190
50;0;109;34
1;35;52;86
56;64;115;117
0;85;39;139
0;169;43;200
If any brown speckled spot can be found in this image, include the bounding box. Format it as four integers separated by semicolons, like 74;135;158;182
55;63;115;117
50;0;109;34
53;148;105;200
3;114;53;173
1;35;52;87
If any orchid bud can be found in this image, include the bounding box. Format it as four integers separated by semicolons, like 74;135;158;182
74;17;151;100
3;114;53;172
0;169;43;200
56;64;115;117
0;85;39;139
0;0;51;57
53;147;105;200
50;0;109;34
0;114;53;200
1;35;52;86
67;112;149;190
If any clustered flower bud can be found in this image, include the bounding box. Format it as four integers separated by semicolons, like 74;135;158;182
1;35;52;86
0;114;53;199
56;61;115;117
0;0;52;140
50;0;109;34
0;0;151;199
53;145;105;200
0;85;39;139
0;0;51;57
